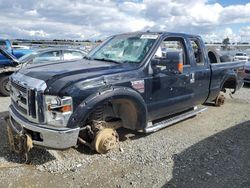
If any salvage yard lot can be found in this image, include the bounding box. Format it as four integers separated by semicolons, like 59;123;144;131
0;85;250;188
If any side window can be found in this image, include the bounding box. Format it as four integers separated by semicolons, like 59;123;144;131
0;41;7;49
33;51;61;63
63;51;84;61
151;37;187;73
190;39;204;65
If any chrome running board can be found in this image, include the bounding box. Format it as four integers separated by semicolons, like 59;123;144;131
144;106;207;133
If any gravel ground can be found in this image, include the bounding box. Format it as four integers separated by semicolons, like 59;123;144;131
0;85;250;188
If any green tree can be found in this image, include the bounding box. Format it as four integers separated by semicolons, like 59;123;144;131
222;37;230;50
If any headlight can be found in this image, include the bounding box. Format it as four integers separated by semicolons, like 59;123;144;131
45;95;73;127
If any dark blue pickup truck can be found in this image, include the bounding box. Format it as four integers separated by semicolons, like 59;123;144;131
6;32;245;155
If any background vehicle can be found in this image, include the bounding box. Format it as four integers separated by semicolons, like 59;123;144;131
0;47;19;68
244;61;250;83
0;39;32;65
0;48;87;96
18;48;87;66
233;52;250;62
6;32;245;156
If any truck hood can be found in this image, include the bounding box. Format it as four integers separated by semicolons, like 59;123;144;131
17;59;136;93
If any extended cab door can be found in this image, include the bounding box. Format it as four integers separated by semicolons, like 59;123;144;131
187;37;211;105
146;36;196;120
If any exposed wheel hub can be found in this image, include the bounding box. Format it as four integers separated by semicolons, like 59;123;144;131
215;92;225;106
6;116;33;162
93;128;119;154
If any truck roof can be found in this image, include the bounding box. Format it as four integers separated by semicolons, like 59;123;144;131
113;31;201;38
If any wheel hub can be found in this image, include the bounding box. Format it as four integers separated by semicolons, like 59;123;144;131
215;93;225;106
93;128;119;154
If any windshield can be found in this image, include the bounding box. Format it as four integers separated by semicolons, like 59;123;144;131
18;51;38;62
87;34;158;64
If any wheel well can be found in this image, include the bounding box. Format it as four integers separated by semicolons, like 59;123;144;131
111;99;138;130
87;98;139;130
208;51;218;63
222;78;236;90
0;72;14;78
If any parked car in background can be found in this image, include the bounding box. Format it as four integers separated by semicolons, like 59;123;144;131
0;47;19;68
233;52;250;62
18;48;87;66
244;61;250;84
0;39;33;64
0;48;87;96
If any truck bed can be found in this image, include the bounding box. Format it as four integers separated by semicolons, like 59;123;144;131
208;61;245;101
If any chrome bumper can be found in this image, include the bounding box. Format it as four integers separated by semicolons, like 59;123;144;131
8;105;80;149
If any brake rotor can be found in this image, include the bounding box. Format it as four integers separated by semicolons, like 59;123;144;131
215;93;225;106
93;128;119;154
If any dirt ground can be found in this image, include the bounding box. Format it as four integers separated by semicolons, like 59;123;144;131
0;85;249;188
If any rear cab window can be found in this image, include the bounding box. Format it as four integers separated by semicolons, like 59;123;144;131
189;38;205;66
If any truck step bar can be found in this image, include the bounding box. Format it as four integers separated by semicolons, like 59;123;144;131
144;106;207;133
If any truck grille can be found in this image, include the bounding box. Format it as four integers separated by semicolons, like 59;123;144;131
10;79;42;123
11;80;27;94
11;99;28;115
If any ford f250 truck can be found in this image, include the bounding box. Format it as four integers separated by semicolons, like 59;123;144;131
6;32;245;157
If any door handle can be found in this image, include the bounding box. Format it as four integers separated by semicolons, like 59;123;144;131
190;72;195;83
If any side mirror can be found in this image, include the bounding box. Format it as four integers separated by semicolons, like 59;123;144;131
151;58;162;75
165;61;183;74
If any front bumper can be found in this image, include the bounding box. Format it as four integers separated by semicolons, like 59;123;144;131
8;105;80;149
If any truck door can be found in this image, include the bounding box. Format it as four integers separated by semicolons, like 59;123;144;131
187;37;211;105
147;36;195;120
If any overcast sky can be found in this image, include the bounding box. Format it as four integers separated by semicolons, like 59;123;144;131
0;0;250;42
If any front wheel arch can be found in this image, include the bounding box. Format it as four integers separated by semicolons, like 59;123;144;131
67;87;148;130
0;75;11;96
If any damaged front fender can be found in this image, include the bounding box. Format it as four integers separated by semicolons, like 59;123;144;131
67;86;148;131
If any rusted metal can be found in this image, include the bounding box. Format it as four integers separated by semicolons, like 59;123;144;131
5;116;33;163
215;92;225;106
92;120;122;130
78;120;121;153
0;164;24;169
77;137;94;150
93;128;119;154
